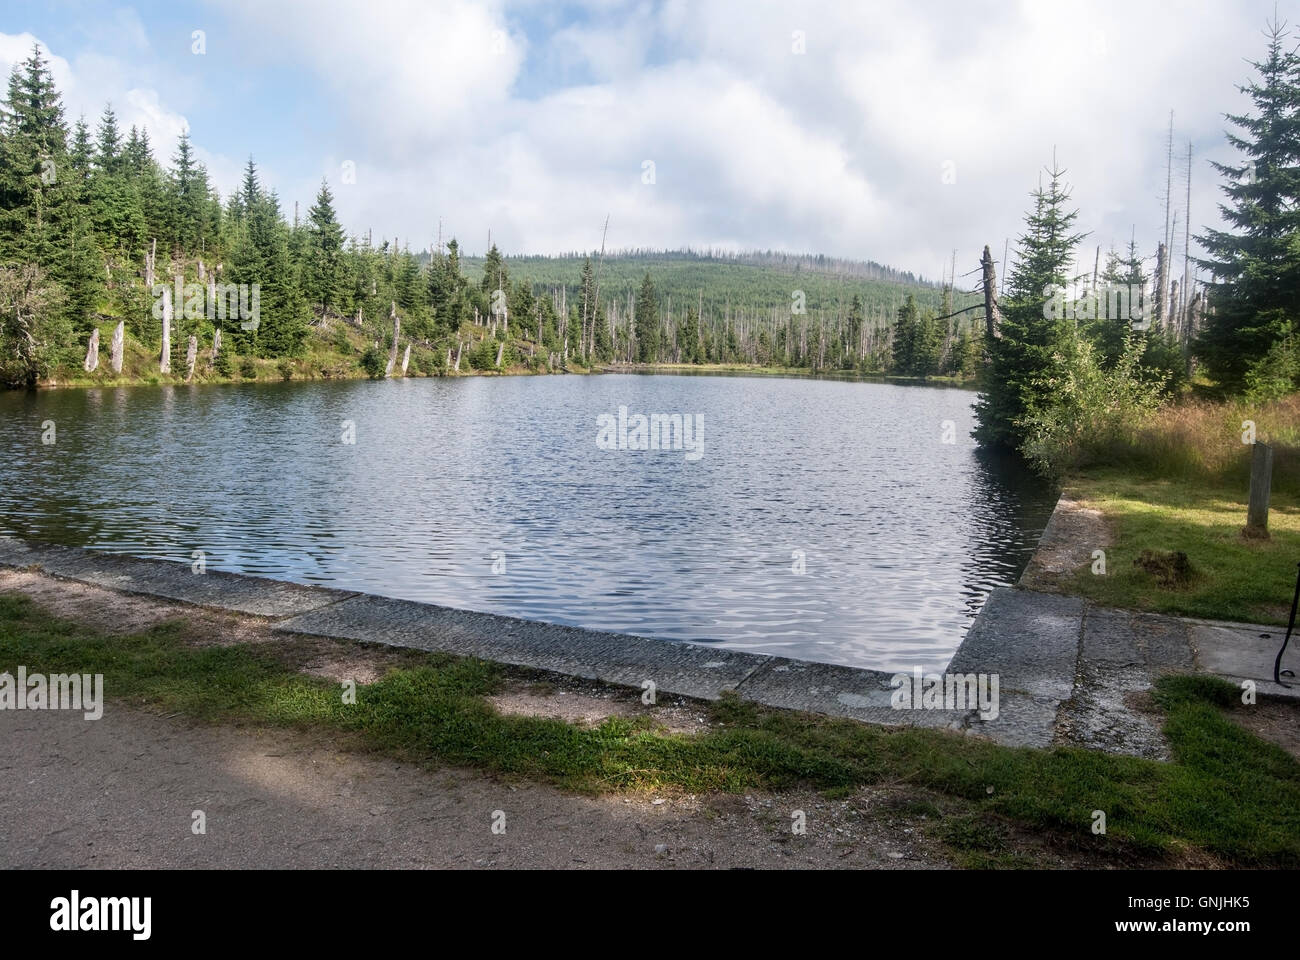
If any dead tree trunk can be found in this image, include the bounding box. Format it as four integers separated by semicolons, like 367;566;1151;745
981;245;1000;340
384;303;400;377
1154;242;1167;330
160;284;172;374
83;328;100;372
110;321;124;374
185;335;198;382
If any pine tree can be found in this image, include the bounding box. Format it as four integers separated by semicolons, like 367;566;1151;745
892;294;918;374
302;178;344;314
1195;18;1300;394
974;162;1085;449
94;104;121;174
634;271;657;362
0;45;71;266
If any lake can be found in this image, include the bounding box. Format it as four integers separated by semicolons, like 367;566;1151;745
0;373;1058;672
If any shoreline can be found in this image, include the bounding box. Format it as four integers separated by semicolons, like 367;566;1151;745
27;360;977;393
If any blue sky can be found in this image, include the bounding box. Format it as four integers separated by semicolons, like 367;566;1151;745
1;0;1288;279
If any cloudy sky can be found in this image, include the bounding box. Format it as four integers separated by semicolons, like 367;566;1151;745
1;0;1288;282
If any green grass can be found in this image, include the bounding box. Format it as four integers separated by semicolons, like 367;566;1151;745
1065;469;1300;624
2;593;1298;866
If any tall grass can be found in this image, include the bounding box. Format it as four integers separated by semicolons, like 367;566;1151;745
1104;394;1300;496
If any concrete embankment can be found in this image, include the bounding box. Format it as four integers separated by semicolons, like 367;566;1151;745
4;517;1292;754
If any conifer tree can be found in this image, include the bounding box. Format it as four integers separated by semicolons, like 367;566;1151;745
1195;18;1300;394
634;271;657;362
974;162;1085;449
302;178;344;314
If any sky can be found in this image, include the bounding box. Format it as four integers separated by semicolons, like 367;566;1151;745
0;0;1290;283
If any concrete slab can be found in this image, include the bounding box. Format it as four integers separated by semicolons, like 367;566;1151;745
5;543;351;619
1081;607;1142;664
274;593;771;702
1192;621;1299;687
947;588;1083;700
969;692;1062;750
733;658;966;729
1132;613;1194;669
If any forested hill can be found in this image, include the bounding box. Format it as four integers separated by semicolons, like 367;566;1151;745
459;249;957;329
0;42;984;387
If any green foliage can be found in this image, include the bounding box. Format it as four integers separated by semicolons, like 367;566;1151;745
974;162;1086;450
359;345;386;379
1196;19;1300;394
1019;325;1169;477
238;356;256;379
0;264;68;387
1242;335;1300;402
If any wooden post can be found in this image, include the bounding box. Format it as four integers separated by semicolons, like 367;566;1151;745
1246;442;1274;538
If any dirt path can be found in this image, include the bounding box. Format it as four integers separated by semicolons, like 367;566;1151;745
0;568;972;869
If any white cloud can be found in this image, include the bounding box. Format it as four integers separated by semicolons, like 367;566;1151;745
6;0;1287;281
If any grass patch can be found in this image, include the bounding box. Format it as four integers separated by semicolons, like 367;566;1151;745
2;594;1298;866
1065;468;1300;623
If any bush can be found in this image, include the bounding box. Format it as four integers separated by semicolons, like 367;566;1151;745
213;348;232;377
277;359;294;381
239;357;257;379
468;339;499;370
359;346;386;380
1243;337;1300;403
1019;326;1168;477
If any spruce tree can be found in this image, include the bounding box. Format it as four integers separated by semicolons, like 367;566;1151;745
974;162;1085;449
302;178;344;314
634;271;657;362
1195;18;1300;394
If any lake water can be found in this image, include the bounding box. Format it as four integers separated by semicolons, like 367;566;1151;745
0;373;1057;672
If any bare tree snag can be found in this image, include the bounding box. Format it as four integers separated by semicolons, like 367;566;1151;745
980;245;1000;339
385;303;399;376
185;335;197;382
83;328;99;372
110;322;124;374
160;284;172;374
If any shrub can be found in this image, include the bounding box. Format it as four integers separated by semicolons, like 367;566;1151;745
359;346;386;380
277;359;294;381
1019;326;1167;477
239;357;257;379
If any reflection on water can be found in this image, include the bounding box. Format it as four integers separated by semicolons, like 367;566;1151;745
0;374;1058;671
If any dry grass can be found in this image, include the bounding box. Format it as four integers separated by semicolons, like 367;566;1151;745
1083;393;1300;497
